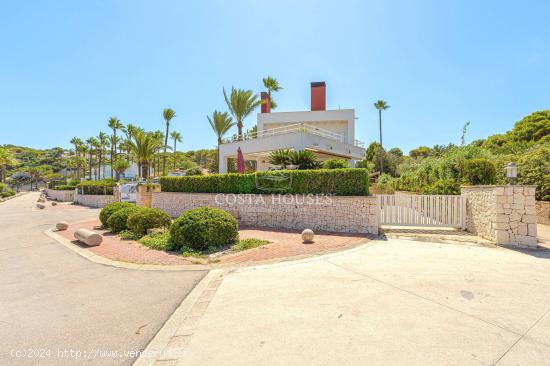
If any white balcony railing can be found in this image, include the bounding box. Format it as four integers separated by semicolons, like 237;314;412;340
222;123;365;147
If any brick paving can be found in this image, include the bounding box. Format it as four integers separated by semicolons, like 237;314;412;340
217;227;368;266
58;219;195;265
57;218;369;267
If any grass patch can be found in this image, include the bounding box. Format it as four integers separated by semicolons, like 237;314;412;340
230;238;270;252
118;230;141;241
138;231;176;251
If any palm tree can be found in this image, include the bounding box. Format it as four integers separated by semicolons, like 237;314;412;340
162;108;176;176
97;132;109;180
151;130;165;177
207;111;234;172
374;100;390;173
69;137;84;179
262;76;283;109
108;117;124;178
127;131;164;179
0;147;16;183
267;149;292;169
223;87;262;139
170;131;183;169
85;137;99;179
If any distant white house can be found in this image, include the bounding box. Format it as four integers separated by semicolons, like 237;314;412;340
218;82;366;173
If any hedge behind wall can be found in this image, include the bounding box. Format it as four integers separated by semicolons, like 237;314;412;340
77;180;117;195
160;168;370;196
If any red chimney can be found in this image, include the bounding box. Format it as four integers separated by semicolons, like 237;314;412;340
310;81;326;111
261;92;271;113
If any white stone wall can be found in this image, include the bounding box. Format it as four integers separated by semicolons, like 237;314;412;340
45;189;75;202
152;192;378;234
74;193;117;208
537;201;550;225
461;185;537;248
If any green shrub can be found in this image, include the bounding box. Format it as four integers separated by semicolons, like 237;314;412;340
99;201;134;227
77;180;117;195
463;158;497;185
185;166;203;176
127;208;172;236
52;185;76;191
0;183;15;198
107;206;142;233
169;207;238;251
420;179;460;195
517;145;550;201
160;168;369;196
323;159;349;169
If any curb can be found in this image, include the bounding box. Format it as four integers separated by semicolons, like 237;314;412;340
44;228;209;272
0;192;28;205
133;270;226;366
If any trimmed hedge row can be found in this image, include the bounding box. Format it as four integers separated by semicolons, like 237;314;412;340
52;185;77;191
77;180;117;195
160;168;370;196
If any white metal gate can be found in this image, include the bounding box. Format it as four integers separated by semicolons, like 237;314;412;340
377;194;465;228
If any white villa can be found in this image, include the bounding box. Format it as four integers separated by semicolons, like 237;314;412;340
218;82;366;173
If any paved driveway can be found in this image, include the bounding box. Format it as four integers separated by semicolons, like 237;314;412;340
0;193;207;365
180;237;550;365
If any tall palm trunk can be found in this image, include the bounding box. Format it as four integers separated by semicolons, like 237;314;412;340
163;131;168;175
173;140;177;169
378;109;384;174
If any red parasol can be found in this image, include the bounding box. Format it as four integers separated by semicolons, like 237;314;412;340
237;147;245;174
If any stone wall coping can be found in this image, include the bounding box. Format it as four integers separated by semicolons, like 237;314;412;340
156;192;373;198
461;185;537;189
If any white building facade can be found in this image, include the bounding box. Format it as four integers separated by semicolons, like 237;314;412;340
218;82;366;173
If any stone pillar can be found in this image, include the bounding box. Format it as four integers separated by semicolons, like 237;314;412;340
461;185;537;248
113;185;121;202
136;184;161;208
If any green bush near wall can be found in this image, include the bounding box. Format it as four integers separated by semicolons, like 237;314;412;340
160;168;370;196
52;185;76;191
77;180;117;195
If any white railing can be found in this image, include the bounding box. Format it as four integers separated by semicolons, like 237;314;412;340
377;194;465;228
222;123;345;144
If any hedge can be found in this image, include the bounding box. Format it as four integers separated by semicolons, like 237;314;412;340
77;180;117;195
160;168;370;196
52;185;77;191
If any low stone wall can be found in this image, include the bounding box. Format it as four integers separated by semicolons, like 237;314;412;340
537;201;550;225
152;192;378;234
461;185;537;248
45;188;75;202
74;193;117;208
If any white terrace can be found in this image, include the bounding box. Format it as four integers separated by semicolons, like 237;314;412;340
218;82;366;173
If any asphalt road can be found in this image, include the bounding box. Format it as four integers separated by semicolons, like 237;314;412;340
0;193;207;365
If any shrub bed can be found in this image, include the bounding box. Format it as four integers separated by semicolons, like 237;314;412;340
77;180;117;195
107;206;143;233
160;168;369;196
127;208;172;236
99;201;134;227
169;207;238;251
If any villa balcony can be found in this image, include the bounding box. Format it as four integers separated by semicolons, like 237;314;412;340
218;123;366;173
222;123;365;148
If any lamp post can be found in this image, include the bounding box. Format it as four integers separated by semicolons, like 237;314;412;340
505;162;518;185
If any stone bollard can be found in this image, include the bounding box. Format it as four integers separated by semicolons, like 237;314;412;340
56;221;69;231
38;198;45;203
36;203;46;209
302;229;315;243
74;229;103;246
51;202;57;206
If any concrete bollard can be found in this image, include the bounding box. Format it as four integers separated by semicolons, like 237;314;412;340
38;198;45;203
56;221;69;231
36;203;46;209
74;229;103;246
302;229;315;243
51;201;57;206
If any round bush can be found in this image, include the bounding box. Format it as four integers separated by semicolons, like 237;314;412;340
107;206;142;233
169;207;238;251
127;208;172;236
100;202;134;227
463;158;497;185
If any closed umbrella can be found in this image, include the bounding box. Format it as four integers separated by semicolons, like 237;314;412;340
237;147;245;174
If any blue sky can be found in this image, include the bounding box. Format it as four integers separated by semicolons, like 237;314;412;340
1;0;549;154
